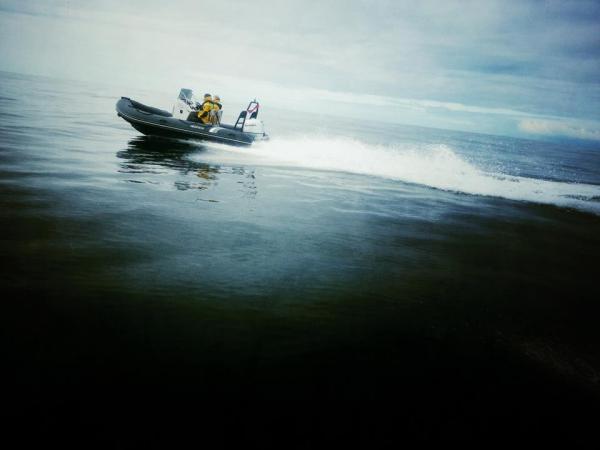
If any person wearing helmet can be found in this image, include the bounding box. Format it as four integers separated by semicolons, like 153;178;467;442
210;95;223;125
198;93;213;124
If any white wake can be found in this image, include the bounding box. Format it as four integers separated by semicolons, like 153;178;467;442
193;136;600;214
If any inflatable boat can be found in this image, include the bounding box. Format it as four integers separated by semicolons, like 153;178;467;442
116;89;268;147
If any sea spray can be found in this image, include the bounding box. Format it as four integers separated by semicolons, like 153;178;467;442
192;135;600;214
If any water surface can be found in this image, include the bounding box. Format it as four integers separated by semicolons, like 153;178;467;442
2;70;600;445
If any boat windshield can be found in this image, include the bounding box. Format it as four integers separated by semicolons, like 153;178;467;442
178;88;195;104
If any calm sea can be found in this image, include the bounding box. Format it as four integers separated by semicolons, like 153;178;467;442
2;70;600;445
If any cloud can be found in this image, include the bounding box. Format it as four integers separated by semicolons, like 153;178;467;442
519;118;600;141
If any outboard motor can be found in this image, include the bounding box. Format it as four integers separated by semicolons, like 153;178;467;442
234;99;268;140
243;118;266;136
172;88;198;120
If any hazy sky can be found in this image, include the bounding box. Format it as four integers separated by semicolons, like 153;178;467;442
1;0;599;140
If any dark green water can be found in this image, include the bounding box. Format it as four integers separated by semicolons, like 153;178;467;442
2;71;600;446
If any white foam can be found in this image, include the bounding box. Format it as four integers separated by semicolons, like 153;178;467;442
194;136;600;214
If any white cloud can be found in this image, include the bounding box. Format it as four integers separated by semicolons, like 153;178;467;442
519;118;600;141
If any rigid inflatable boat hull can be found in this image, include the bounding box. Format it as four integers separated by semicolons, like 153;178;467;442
116;97;262;147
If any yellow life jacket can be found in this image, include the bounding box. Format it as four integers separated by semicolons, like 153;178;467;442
198;100;213;124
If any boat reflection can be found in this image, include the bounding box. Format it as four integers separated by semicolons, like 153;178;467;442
116;136;256;196
117;136;215;174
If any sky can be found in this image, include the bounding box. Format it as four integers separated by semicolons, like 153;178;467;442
0;0;599;141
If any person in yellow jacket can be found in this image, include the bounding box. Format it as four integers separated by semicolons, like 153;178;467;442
210;95;222;124
197;93;213;124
